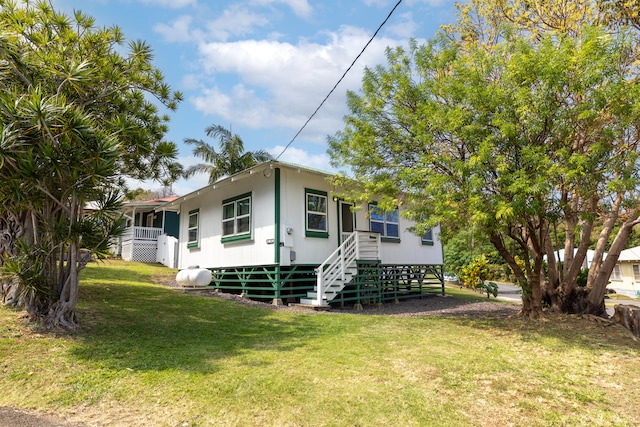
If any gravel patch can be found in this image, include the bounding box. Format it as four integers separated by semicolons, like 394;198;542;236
182;287;520;319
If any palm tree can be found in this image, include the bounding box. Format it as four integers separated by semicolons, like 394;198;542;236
184;125;273;184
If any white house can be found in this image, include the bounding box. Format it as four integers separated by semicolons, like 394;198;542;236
608;246;640;298
162;161;444;307
116;196;180;267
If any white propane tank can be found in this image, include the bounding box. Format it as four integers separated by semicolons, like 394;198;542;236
176;268;212;287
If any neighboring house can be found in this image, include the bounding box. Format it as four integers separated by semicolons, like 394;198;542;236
163;161;444;307
544;248;598;270
118;196;180;267
609;246;640;298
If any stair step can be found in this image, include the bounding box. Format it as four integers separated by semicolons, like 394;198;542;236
307;290;339;298
299;298;329;307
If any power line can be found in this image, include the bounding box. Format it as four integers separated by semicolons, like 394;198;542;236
274;0;404;160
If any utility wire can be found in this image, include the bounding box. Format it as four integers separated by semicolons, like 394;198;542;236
275;0;404;160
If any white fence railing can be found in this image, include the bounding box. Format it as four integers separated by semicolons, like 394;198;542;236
122;226;163;242
315;231;380;306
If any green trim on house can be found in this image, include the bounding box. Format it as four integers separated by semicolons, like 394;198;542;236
201;264;318;302
274;167;281;300
221;192;250;205
190;262;444;306
220;234;253;244
306;230;330;239
274;168;281;264
381;237;401;243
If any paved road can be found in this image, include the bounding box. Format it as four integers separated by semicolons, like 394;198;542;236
494;282;522;303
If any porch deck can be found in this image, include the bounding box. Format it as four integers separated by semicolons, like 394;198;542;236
120;226;163;263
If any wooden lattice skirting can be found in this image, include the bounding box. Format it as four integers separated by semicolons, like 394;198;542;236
194;262;444;305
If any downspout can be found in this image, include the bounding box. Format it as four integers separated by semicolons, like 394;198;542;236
439;226;445;295
273;167;283;305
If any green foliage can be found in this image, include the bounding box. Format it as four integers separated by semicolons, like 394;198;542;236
0;0;182;326
576;269;589;287
328;11;640;313
459;256;492;290
184;124;273;184
477;281;499;298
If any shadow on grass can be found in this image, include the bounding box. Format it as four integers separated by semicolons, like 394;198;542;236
70;262;639;377
71;270;327;374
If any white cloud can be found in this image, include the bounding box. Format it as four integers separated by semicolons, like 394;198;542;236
139;0;197;9
267;146;334;172
364;0;447;8
205;4;270;42
249;0;313;18
154;15;195;43
154;4;271;43
385;12;418;38
191;26;400;144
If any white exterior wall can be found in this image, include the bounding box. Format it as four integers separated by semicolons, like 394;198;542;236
177;170;276;270
175;163;444;270
278;167;443;266
277;167;340;266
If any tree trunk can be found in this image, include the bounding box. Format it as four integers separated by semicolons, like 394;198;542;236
585;211;640;315
44;243;80;329
612;304;640;339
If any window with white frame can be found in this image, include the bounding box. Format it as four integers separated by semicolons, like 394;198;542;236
633;264;640;281
369;203;399;240
611;264;622;281
305;189;328;238
187;209;199;248
222;193;252;243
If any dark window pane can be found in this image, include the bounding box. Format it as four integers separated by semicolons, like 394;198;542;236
386;209;399;223
237;217;250;234
308;213;327;231
188;213;198;228
386;223;399;237
222;219;234;236
369;206;384;221
237;199;250;216
371;221;384;234
223;203;234;220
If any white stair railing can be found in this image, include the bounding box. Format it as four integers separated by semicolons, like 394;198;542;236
314;231;380;306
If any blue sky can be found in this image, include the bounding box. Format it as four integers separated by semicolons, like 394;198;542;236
51;0;459;195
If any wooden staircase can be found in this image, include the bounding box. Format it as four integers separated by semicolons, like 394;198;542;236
300;231;380;307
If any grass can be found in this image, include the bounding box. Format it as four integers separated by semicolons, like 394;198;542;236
1;260;640;426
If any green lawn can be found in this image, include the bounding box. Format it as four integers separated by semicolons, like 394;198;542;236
1;260;639;426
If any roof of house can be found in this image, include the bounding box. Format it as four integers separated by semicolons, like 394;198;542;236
617;246;640;262
544;248;599;264
124;196;179;207
159;161;337;212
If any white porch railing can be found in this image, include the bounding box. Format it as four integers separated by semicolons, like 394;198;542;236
122;226;163;242
313;231;380;306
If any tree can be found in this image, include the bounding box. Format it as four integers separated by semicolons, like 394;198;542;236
184;124;273;184
329;2;640;318
0;0;182;328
